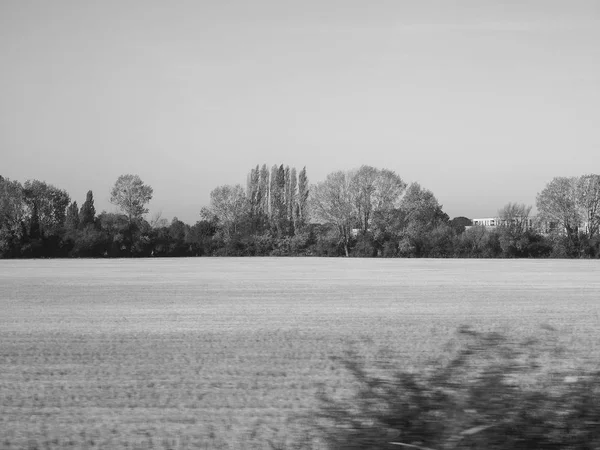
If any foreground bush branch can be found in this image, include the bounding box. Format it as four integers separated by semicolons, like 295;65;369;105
301;326;600;450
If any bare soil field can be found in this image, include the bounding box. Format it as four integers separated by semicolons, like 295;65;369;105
1;258;599;449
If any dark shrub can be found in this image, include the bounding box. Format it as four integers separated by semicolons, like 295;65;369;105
304;327;600;450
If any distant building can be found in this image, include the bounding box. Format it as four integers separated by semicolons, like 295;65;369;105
467;216;572;235
469;217;535;230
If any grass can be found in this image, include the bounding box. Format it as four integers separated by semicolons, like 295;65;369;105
1;258;599;449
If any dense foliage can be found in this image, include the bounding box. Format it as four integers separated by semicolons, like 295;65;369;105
1;170;599;258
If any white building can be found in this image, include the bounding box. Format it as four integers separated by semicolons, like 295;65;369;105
470;217;535;229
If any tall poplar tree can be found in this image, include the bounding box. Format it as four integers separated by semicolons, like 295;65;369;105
297;167;309;230
284;166;291;234
289;167;297;234
247;165;261;232
79;190;96;228
259;164;270;218
270;165;279;223
276;165;286;236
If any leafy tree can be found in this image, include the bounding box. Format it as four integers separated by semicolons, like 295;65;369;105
450;216;472;234
259;164;270;217
246;165;269;233
186;218;218;256
167;217;189;256
288;167;297;233
350;165;406;235
109;175;153;254
29;203;41;239
297;166;310;230
284;165;292;234
79;190;96;228
65;201;80;232
311;171;355;257
455;225;502;258
0;177;25;257
397;183;449;256
269;165;279;223
205;184;248;240
372;208;407;253
426;223;455;257
536;176;580;240
70;225;105;257
400;183;448;229
97;211;130;257
275;165;286;236
109;174;153;225
22;179;70;237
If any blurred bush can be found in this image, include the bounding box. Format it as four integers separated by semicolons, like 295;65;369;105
300;326;600;450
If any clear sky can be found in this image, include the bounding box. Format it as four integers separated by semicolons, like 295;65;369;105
1;0;599;224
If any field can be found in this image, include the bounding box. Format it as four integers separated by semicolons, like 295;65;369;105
1;258;599;449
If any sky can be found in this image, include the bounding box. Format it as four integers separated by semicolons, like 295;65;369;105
1;0;599;224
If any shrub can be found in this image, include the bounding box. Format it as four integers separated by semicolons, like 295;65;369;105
305;327;600;450
352;234;377;258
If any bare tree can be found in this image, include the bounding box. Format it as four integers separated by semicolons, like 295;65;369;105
536;177;580;238
350;165;378;234
310;171;355;256
575;174;600;239
498;202;532;232
149;211;168;229
206;184;248;239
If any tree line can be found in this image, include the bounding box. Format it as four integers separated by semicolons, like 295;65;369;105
1;169;599;259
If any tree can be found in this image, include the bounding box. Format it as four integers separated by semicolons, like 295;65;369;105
269;165;279;223
22;179;70;237
398;183;449;257
205;184;248;239
297;166;309;230
400;183;448;230
575;174;600;239
186;218;218;256
498;202;532;232
259;164;270;217
450;216;472;234
247;165;260;210
246;165;263;233
109;175;153;255
284;166;291;233
109;174;153;225
276;165;286;235
79;190;96;228
310;171;355;257
288;167;297;233
167;217;189;256
149;211;168;229
350;166;406;234
65;201;80;232
536;177;580;239
497;202;533;257
97;211;130;256
0;177;25;257
350;165;378;234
